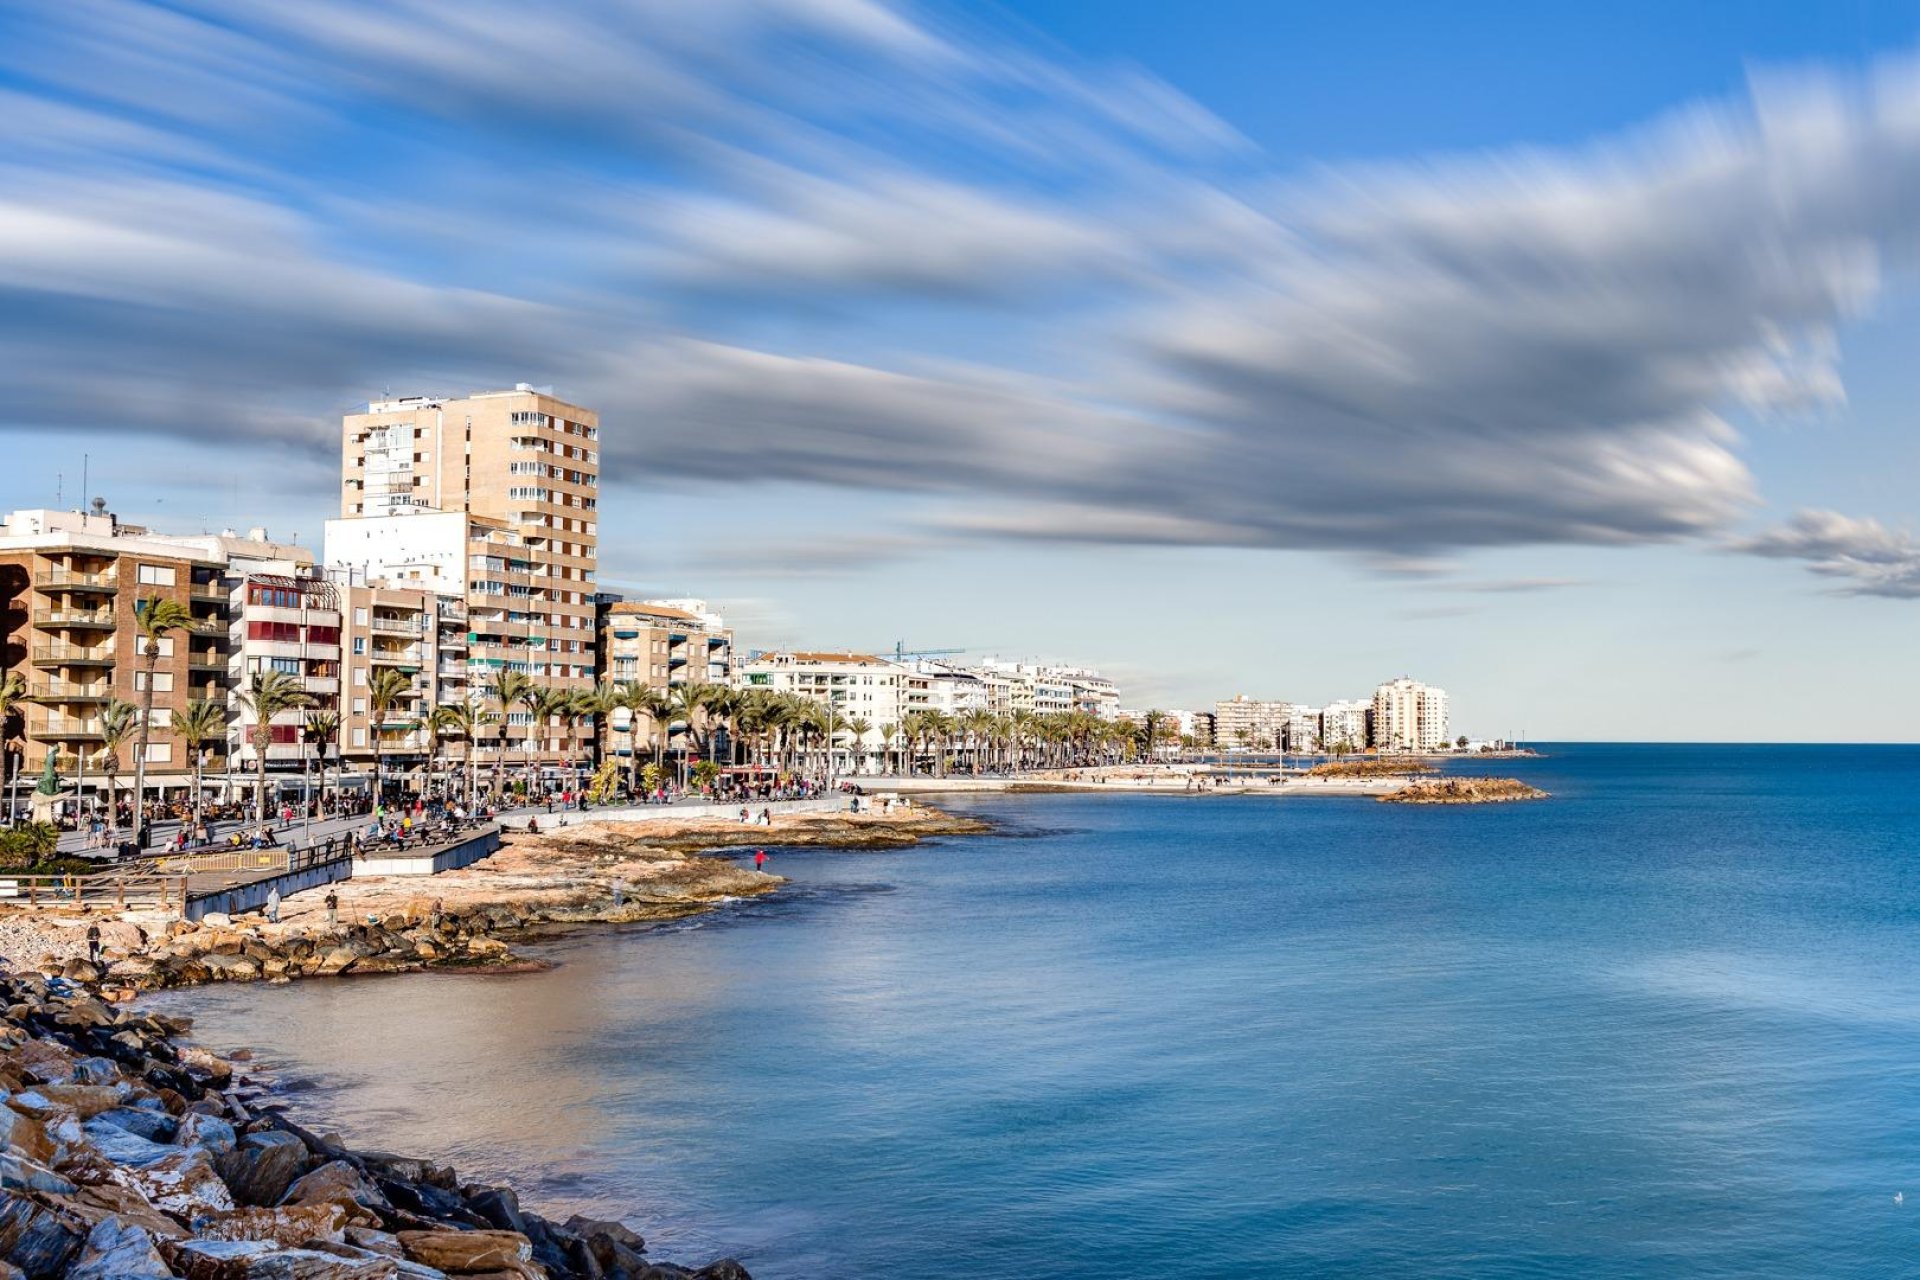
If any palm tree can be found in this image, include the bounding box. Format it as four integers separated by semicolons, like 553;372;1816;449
426;703;463;801
303;709;339;815
877;721;898;776
521;686;573;796
173;699;226;826
1142;709;1164;763
96;699;140;836
961;709;997;775
0;672;25;823
484;669;533;799
130;594;192;842
430;699;486;810
234;670;313;822
614;683;668;794
366;667;415;808
843;716;873;775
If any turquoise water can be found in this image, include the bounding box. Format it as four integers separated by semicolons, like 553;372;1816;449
169;745;1920;1278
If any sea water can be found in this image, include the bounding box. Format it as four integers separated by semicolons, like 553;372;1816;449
166;745;1920;1278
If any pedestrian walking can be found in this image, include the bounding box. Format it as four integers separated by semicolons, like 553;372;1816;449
324;889;338;927
265;887;281;924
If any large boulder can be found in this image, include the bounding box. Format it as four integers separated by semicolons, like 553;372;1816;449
95;922;146;953
462;1189;523;1235
395;1230;532;1275
0;1155;74;1197
0;1110;58;1165
125;1147;234;1219
94;1107;177;1143
282;1163;389;1224
172;1238;400;1280
0;1189;84;1278
28;1086;123;1120
65;1215;171;1280
193;1204;348;1249
219;1132;310;1207
178;1113;239;1156
80;1119;176;1168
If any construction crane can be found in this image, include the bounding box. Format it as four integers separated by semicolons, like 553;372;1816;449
889;641;966;664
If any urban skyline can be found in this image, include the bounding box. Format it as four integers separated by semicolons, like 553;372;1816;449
8;3;1920;739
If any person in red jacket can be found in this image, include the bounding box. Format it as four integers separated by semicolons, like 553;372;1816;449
754;849;767;871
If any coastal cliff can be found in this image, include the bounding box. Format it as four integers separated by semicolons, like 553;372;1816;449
1378;777;1548;804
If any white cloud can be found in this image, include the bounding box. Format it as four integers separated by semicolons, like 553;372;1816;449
1735;509;1920;598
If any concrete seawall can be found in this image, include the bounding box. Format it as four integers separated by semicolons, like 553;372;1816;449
498;796;844;829
185;856;354;921
354;826;502;876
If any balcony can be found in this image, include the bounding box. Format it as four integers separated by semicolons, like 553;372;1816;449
23;682;112;703
191;581;228;602
189;615;227;635
370;617;422;636
33;568;118;593
32;607;116;630
31;643;115;667
187;652;227;672
32;718;105;742
370;650;424;670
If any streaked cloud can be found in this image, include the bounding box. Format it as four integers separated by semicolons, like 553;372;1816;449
1734;509;1920;598
2;2;1917;562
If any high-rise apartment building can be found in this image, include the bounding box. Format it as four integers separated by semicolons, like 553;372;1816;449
1212;694;1291;750
331;386;601;776
0;506;315;816
1371;677;1449;751
1320;699;1371;753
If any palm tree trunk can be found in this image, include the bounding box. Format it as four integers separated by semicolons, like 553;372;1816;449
133;642;158;845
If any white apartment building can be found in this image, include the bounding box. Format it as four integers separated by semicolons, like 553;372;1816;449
1213;695;1291;750
738;651;909;773
1372;677;1450;751
1320;699;1371;753
1283;705;1323;754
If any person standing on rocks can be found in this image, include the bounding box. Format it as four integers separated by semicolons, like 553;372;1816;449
611;878;624;910
325;889;339;927
85;922;101;964
265;887;281;924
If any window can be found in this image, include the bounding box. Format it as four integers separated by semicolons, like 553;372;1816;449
141;742;172;764
352;729;367;747
133;671;174;692
136;563;177;586
152;637;175;659
352;637;365;655
353;698;367;714
146;709;171;729
353;668;367;687
354;608;368;625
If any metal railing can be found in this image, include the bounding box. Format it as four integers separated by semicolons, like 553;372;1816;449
30;644;115;664
32;608;115;628
34;568;118;591
23;682;111;702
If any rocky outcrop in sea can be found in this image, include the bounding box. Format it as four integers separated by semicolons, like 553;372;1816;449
0;970;749;1280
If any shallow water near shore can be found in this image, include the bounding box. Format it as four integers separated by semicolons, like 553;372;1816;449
159;744;1920;1278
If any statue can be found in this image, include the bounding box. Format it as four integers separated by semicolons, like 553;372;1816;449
28;749;62;826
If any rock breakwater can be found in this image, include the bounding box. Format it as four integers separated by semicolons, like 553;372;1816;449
0;970;749;1280
1379;777;1549;804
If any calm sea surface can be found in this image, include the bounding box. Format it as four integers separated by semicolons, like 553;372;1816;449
162;745;1920;1278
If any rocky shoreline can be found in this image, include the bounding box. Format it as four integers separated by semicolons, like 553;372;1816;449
1378;777;1549;804
0;968;750;1280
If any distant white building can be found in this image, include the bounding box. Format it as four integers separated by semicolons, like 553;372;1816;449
1283;705;1322;753
1213;695;1290;750
1320;699;1371;753
1372;677;1449;751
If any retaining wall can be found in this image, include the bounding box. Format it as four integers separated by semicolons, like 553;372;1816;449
354;827;502;877
185;858;353;922
497;796;844;829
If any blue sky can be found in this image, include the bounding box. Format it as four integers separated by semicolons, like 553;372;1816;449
5;0;1920;739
